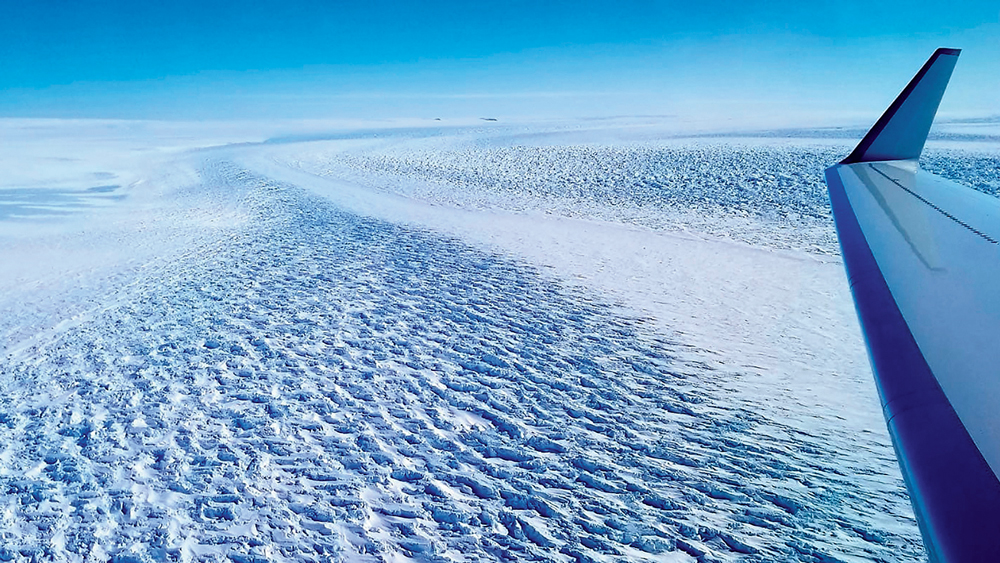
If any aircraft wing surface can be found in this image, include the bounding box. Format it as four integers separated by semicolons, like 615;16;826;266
825;48;1000;561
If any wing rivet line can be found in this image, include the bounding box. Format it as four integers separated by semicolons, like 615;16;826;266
867;164;998;244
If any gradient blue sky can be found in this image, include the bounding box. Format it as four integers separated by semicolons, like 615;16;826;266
1;1;997;122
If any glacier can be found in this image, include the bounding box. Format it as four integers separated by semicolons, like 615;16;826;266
2;117;997;562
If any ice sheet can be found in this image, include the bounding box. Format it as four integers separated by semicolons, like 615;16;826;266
7;118;996;561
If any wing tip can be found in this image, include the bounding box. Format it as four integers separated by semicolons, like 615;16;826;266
840;48;961;165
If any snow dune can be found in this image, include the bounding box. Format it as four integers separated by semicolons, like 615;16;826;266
6;119;996;561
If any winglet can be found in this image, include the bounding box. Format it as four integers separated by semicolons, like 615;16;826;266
841;48;960;164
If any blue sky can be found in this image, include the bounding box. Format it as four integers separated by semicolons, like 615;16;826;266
1;1;997;122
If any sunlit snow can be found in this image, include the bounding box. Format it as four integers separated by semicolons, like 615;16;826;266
2;118;998;562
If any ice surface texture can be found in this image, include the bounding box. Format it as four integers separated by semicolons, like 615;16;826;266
288;131;1000;257
0;161;923;562
0;185;122;221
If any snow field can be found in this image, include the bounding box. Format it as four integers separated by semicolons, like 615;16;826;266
2;157;925;562
278;141;843;255
277;130;1000;259
10;121;999;561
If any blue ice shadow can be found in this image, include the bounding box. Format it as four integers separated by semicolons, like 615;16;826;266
0;185;123;221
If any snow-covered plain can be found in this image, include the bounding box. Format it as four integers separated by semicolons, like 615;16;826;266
2;118;999;562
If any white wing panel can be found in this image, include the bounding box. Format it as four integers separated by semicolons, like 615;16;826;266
839;161;1000;478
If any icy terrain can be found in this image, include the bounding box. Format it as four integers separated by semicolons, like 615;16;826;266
2;119;998;562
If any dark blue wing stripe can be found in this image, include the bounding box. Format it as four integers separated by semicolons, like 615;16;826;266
825;167;1000;562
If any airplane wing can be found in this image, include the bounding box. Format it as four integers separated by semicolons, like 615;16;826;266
825;48;1000;561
